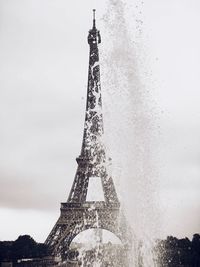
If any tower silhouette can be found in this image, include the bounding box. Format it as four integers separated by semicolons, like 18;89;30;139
45;10;130;260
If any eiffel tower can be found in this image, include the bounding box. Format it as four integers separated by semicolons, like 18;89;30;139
45;10;130;260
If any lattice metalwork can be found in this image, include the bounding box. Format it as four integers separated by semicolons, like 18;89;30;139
45;11;130;261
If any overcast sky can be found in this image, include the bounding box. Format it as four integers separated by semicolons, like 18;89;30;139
0;0;200;242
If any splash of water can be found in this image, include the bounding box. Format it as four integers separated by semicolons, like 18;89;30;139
100;0;162;266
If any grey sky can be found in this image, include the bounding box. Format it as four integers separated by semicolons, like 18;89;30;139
0;0;200;242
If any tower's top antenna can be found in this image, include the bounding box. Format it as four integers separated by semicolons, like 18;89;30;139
88;9;101;45
93;9;96;20
93;9;96;29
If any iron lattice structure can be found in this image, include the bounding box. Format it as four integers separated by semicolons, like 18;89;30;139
45;11;130;260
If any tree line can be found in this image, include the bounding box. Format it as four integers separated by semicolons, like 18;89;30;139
155;234;200;266
0;235;49;262
0;234;200;266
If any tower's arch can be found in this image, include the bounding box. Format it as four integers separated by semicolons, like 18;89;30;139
70;228;122;246
50;207;129;257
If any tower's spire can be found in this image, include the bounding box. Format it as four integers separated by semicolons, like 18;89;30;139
93;9;96;29
88;9;101;45
82;9;102;161
66;10;119;204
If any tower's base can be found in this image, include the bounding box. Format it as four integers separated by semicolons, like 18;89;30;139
45;201;131;262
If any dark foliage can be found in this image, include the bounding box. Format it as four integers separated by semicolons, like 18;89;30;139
0;234;200;266
155;234;200;266
0;235;49;262
0;241;13;261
